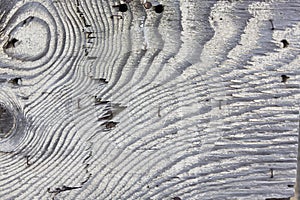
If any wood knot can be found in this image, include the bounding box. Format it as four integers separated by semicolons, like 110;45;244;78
0;95;27;152
0;103;15;139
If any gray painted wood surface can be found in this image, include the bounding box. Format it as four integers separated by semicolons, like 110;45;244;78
0;0;299;199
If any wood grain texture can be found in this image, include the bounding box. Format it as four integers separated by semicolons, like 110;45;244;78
0;0;299;199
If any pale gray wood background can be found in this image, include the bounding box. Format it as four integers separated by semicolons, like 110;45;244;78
0;0;299;199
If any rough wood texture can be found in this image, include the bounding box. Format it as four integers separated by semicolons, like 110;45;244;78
0;0;299;199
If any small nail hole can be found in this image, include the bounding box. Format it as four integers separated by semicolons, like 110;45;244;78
144;2;152;9
154;5;164;13
119;4;128;12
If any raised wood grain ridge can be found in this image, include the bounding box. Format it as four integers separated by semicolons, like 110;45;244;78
0;0;299;199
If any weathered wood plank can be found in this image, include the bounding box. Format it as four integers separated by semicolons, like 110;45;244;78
0;0;299;199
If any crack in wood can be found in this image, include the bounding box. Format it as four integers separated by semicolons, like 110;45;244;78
81;172;92;185
80;142;93;186
269;19;275;30
270;168;274;178
25;155;31;167
4;38;18;49
47;185;82;194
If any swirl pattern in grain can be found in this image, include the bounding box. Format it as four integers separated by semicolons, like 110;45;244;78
0;0;299;200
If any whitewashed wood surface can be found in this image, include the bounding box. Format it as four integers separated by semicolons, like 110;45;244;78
0;0;299;199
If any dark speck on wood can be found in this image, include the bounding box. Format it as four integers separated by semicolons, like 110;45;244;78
154;4;164;13
8;77;22;85
172;197;182;200
281;75;289;83
281;39;289;48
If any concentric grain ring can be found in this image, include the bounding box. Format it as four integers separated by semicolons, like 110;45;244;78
0;88;26;152
0;1;65;76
